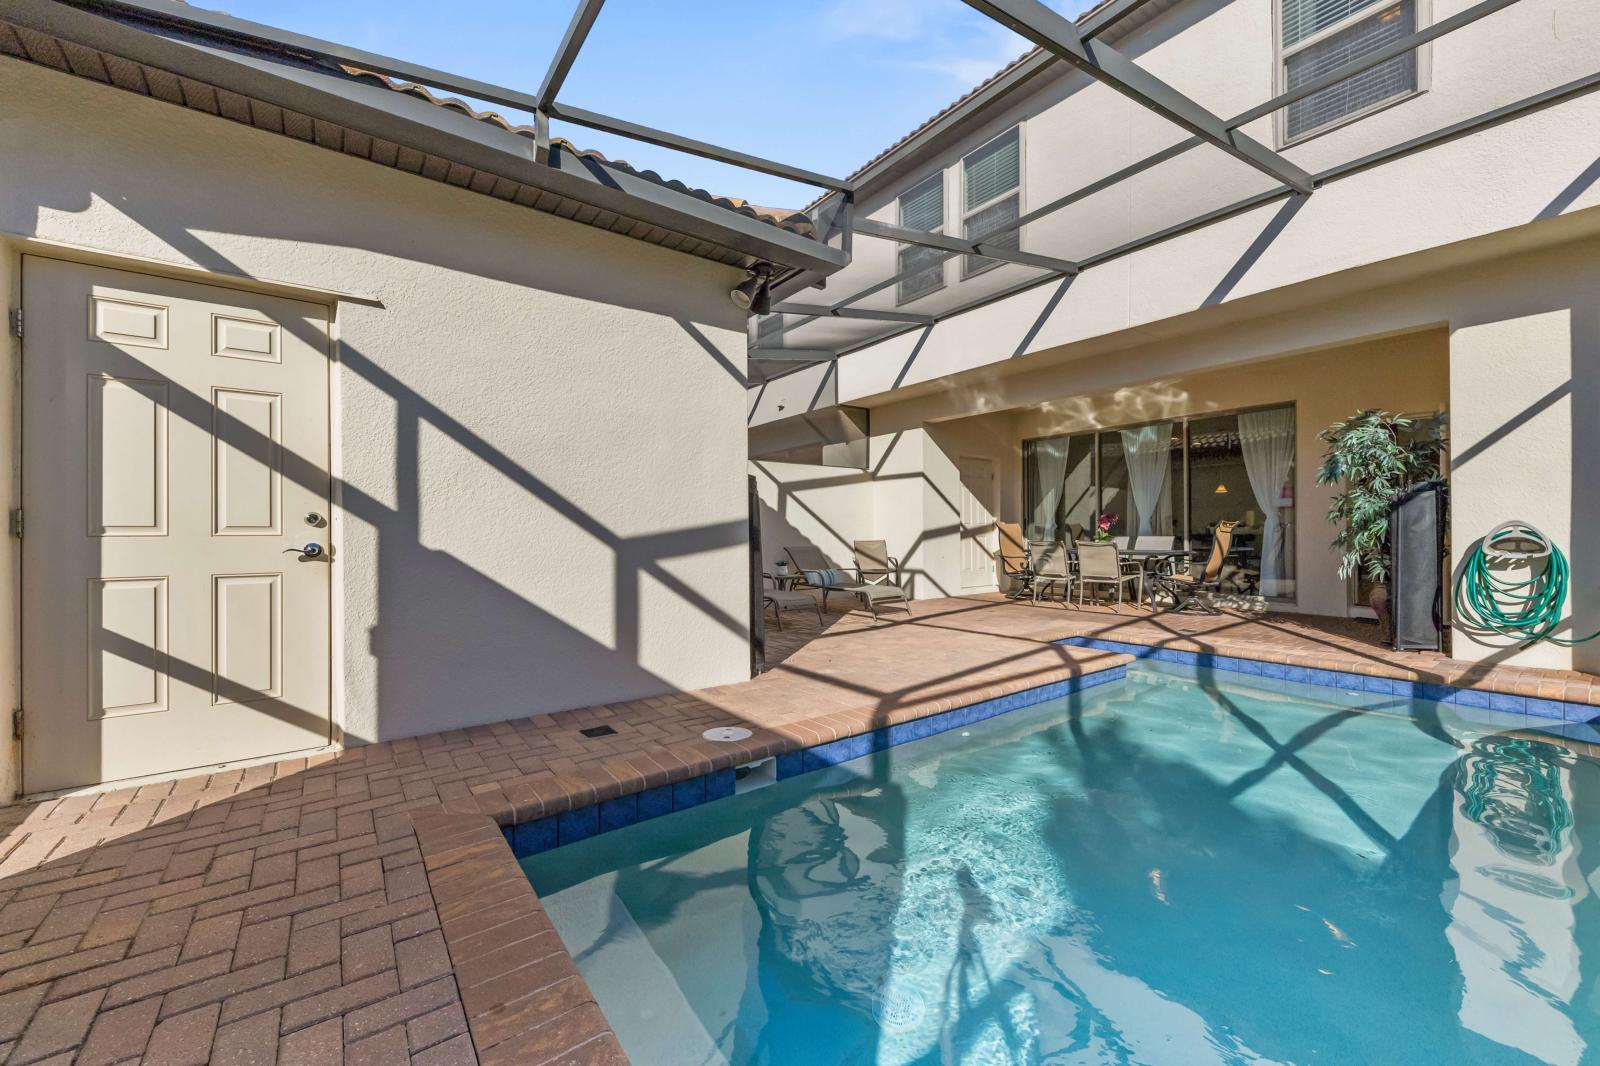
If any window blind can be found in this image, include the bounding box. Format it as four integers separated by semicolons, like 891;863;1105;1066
963;127;1020;211
1286;0;1415;137
1281;0;1387;46
963;195;1020;276
898;174;944;232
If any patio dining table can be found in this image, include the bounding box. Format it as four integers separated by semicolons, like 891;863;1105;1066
1041;544;1193;607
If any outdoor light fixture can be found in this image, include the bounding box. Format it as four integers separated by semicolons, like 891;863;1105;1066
731;265;773;314
1215;484;1229;494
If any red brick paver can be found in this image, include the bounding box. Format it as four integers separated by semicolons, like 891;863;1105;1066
0;594;1594;1063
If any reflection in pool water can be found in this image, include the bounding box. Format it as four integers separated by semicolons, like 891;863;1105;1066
523;662;1600;1066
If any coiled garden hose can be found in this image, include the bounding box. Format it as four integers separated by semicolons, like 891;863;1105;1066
1454;522;1600;646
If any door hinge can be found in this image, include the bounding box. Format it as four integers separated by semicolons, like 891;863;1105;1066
11;709;20;741
6;308;19;340
8;509;20;539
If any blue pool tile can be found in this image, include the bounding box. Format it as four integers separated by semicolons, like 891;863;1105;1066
557;805;599;845
1488;692;1528;715
1453;688;1490;709
672;776;707;811
639;784;676;819
1419;684;1451;704
1283;665;1311;685
706;769;736;802
500;824;515;847
1260;662;1288;680
599;794;638;832
513;816;558;857
1237;658;1263;676
775;751;804;779
1524;697;1564;720
1566;702;1599;725
1359;674;1390;693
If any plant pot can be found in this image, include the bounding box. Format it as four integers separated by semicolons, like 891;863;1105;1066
1369;583;1392;645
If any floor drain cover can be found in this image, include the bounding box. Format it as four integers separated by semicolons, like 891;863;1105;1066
703;726;753;743
579;725;618;738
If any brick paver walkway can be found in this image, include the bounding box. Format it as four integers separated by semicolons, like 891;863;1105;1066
0;594;1594;1064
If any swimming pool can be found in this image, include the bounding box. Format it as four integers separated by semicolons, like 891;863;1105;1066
522;661;1600;1065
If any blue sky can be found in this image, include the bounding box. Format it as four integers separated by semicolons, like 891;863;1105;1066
214;0;1098;208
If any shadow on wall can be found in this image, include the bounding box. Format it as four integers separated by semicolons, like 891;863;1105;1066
17;142;756;754
1447;304;1600;674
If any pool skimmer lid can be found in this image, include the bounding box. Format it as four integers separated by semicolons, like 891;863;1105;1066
703;726;753;743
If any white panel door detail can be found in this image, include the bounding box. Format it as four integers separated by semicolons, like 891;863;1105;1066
22;257;332;792
958;456;998;591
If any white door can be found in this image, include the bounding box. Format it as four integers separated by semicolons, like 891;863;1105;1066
958;456;998;590
22;258;333;793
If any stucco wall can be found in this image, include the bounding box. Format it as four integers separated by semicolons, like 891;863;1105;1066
0;57;753;761
751;460;874;576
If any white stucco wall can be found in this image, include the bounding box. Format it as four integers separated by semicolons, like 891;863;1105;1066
0;57;754;762
748;0;1600;417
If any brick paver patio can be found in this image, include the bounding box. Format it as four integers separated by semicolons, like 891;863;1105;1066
0;593;1595;1064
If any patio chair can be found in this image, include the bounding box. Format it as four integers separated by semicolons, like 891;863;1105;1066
997;521;1032;599
1028;541;1073;605
762;574;822;631
1152;521;1238;614
785;545;911;620
853;540;902;587
1075;540;1141;608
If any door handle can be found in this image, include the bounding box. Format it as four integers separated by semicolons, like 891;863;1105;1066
283;542;324;560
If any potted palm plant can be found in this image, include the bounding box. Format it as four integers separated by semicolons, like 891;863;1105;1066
1316;410;1442;636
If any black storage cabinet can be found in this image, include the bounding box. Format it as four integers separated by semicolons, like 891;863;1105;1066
1389;479;1448;651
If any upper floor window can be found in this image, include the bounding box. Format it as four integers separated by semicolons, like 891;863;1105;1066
896;173;946;305
962;126;1021;278
1280;0;1420;142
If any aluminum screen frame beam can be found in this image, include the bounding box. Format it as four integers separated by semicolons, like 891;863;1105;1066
855;219;1080;274
536;0;605;110
772;303;937;325
551;104;854;192
960;0;1315;193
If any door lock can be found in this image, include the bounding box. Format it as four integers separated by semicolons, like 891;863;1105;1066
283;542;324;560
304;512;326;528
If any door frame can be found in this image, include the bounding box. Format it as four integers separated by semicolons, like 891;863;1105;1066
12;246;347;796
958;454;1000;592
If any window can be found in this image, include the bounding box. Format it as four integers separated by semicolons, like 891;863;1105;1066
896;174;945;305
1022;405;1297;601
961;126;1021;278
1280;0;1420;142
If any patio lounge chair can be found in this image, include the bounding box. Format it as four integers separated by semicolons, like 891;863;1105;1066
785;545;911;620
1152;521;1238;613
1075;540;1141;608
997;521;1032;599
762;574;822;630
1028;541;1073;605
853;540;902;587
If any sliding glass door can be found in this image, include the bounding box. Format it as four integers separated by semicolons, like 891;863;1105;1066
1022;405;1296;600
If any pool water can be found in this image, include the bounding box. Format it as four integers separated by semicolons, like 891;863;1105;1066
523;662;1600;1066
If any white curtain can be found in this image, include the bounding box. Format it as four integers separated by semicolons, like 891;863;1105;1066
1121;423;1173;536
1239;408;1296;597
1030;438;1070;541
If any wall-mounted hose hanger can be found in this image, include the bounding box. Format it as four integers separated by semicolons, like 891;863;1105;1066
1455;522;1600;646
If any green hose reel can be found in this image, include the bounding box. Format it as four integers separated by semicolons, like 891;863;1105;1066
1454;522;1600;646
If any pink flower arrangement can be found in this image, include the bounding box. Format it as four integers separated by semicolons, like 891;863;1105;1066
1094;512;1118;541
